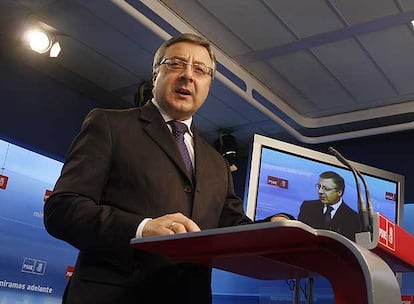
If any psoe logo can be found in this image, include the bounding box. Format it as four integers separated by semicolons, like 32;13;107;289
21;257;47;275
379;227;387;240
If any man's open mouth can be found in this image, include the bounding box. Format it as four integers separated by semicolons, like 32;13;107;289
176;88;191;96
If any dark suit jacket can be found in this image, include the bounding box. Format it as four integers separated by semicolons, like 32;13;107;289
297;200;361;241
44;102;252;304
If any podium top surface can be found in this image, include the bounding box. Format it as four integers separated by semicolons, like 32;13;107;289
132;219;414;279
131;221;358;280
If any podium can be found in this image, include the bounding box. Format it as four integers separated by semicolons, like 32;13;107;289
131;219;413;304
356;212;414;272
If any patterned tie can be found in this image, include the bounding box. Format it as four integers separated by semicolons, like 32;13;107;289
323;205;334;227
168;120;193;178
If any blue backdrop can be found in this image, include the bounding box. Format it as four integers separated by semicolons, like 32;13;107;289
0;139;78;303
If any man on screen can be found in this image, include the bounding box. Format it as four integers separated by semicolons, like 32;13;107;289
298;171;361;241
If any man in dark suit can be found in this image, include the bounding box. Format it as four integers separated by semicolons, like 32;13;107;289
298;171;361;241
44;33;289;304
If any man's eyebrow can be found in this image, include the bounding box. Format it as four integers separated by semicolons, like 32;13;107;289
168;55;184;60
168;56;210;66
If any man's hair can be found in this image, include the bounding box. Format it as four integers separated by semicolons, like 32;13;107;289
152;33;216;78
319;171;345;193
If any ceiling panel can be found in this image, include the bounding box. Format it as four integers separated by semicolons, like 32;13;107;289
400;0;414;11
311;38;397;103
359;24;414;95
268;51;357;114
331;0;400;25
264;0;345;38
82;1;166;57
244;61;316;114
159;0;251;56
198;0;296;51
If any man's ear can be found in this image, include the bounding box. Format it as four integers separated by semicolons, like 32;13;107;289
152;67;158;84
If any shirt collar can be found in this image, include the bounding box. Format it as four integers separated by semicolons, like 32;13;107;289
327;198;343;211
151;99;193;137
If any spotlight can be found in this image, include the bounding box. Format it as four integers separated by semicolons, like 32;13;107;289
28;31;51;53
215;131;238;172
49;41;61;58
24;26;61;57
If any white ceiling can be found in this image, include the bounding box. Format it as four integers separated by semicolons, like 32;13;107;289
1;0;414;158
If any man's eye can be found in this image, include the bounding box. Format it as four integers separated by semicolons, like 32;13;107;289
193;66;206;74
169;62;183;69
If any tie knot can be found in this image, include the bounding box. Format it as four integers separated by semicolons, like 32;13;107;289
325;205;334;214
169;120;188;136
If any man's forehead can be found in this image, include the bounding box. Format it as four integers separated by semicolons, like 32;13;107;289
165;42;211;62
319;178;336;186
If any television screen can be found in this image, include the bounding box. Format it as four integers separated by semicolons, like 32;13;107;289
244;134;404;241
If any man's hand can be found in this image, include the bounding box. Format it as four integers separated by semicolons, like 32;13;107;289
270;214;292;222
142;212;201;237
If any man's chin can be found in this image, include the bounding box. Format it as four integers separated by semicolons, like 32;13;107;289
164;103;192;120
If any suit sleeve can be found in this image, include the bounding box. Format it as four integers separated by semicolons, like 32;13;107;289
43;109;140;256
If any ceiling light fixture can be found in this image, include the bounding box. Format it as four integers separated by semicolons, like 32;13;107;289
411;20;414;28
49;41;61;58
24;22;62;58
28;30;52;54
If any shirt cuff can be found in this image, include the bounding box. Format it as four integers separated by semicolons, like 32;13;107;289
135;218;152;238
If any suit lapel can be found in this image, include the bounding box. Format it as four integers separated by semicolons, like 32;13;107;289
193;130;207;186
192;131;208;215
139;103;193;183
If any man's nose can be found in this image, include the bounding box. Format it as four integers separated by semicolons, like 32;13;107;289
179;64;194;80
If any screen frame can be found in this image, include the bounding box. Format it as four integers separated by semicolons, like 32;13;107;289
244;134;405;226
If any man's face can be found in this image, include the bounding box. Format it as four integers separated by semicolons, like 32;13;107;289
317;178;342;205
152;41;213;120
